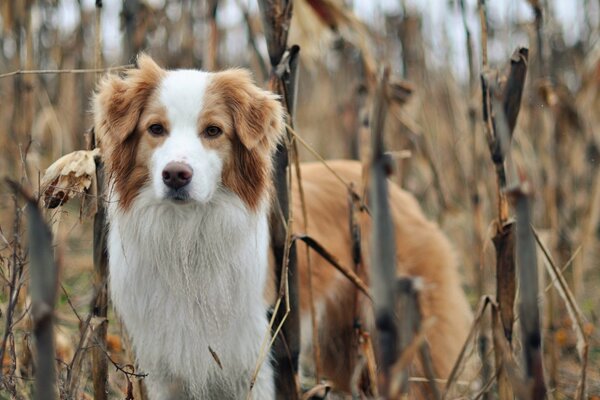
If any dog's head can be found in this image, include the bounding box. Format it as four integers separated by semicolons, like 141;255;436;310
94;55;284;211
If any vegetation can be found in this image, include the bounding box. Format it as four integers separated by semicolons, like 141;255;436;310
0;0;599;398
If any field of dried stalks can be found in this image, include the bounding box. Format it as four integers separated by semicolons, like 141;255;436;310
1;0;599;399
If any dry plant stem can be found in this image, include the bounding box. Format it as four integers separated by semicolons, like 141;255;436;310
490;307;531;399
487;45;535;398
532;228;588;400
66;310;93;397
394;278;418;396
491;289;513;400
389;317;435;398
391;278;440;400
459;0;477;91
348;186;367;391
91;158;109;400
257;1;299;396
477;3;500;397
0;65;133;80
292;140;321;381
492;222;516;343
478;0;488;68
528;1;564;386
234;0;269;81
204;0;219;71
442;296;496;400
92;4;109;399
95;1;103;81
61;282;91;396
369;67;398;397
291;235;371;300
480;17;529;400
461;4;490;395
7;181;59;399
0;191;25;381
510;182;546;400
287;124;364;203
502;48;529;135
529;1;547;78
248;189;295;399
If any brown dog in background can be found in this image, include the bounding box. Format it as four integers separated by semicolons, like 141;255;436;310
277;160;473;398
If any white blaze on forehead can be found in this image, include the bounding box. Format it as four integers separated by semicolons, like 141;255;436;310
151;69;223;203
159;69;212;126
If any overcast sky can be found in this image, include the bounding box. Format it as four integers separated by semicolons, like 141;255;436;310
53;0;595;79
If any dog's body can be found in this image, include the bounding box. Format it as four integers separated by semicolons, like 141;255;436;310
96;56;472;399
107;191;273;399
289;161;473;396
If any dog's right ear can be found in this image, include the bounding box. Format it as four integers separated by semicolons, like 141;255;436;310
94;54;164;146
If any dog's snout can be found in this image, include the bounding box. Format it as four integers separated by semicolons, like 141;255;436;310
162;162;193;189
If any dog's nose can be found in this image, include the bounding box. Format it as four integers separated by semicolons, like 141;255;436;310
162;162;193;189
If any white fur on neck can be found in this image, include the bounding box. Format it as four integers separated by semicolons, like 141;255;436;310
107;185;274;399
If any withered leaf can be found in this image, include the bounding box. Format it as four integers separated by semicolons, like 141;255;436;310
41;149;100;209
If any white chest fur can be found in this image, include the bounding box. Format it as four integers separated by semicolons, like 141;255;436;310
107;187;274;399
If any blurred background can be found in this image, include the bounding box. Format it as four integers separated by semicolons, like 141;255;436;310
1;0;599;398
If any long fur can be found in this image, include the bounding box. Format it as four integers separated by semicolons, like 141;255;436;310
95;55;473;400
107;188;273;399
96;55;281;399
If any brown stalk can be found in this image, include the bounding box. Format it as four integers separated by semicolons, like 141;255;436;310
203;0;219;71
442;295;496;400
292;145;321;381
507;176;546;400
0;64;134;79
7;180;59;399
532;228;589;399
257;1;300;397
491;50;528;349
390;278;441;400
0;186;26;384
460;2;490;394
234;0;269;81
91;3;109;398
480;4;530;396
479;3;516;398
121;0;142;61
1;3;35;394
347;184;369;394
291;234;371;300
368;67;398;397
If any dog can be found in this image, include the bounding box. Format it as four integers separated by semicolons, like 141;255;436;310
94;55;472;399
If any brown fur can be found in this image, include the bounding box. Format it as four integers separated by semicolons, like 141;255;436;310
288;160;473;397
205;70;283;210
94;55;165;210
95;57;283;212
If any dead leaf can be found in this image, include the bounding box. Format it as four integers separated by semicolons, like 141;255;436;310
40;148;100;211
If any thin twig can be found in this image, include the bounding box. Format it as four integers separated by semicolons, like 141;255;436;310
291;132;321;380
532;228;588;399
0;65;133;79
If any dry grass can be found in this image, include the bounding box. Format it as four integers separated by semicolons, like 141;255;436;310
1;0;600;398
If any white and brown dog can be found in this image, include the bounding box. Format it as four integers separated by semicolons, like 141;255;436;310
94;55;472;399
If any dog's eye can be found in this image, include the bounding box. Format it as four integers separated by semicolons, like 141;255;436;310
148;124;166;136
205;126;223;138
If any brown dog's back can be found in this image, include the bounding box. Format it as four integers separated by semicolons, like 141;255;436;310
287;160;472;397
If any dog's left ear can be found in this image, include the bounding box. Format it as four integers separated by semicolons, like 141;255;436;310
214;69;284;151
